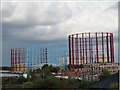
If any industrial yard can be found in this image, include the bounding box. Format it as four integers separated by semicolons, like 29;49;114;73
1;32;119;89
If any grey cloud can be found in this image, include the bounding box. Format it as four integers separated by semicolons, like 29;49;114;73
2;2;118;43
2;2;118;42
2;3;15;17
2;2;72;26
2;2;73;42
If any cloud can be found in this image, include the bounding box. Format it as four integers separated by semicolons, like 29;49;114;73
2;2;73;42
2;2;72;26
2;2;118;42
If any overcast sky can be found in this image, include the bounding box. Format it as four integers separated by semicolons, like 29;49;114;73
1;1;119;66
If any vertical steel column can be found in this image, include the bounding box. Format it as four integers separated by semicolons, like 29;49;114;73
112;34;114;63
45;48;47;63
72;35;74;66
34;48;36;65
12;49;15;71
39;49;40;64
15;49;17;71
82;33;84;64
26;48;29;71
28;48;30;71
44;48;46;63
76;34;79;65
106;33;109;63
110;34;112;63
43;48;46;63
44;49;46;63
68;35;71;65
40;49;43;63
21;48;23;69
39;48;42;63
85;38;87;64
111;34;114;63
11;49;12;70
11;49;13;71
79;38;82;64
41;49;43;63
89;33;91;63
102;33;104;63
21;48;23;71
96;33;99;63
23;48;25;72
24;48;26;71
37;48;39;65
91;38;93;63
42;49;44;63
18;48;20;71
43;49;45;63
30;48;31;68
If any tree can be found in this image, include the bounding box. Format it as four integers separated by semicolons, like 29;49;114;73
42;67;51;78
50;67;60;73
99;69;111;80
42;64;49;70
33;76;61;88
18;76;28;84
41;64;54;78
40;77;59;88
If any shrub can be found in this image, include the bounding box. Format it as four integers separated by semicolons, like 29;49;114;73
110;83;119;89
18;76;27;84
99;69;111;80
23;81;33;88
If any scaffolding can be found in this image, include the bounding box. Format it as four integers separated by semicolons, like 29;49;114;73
11;48;48;72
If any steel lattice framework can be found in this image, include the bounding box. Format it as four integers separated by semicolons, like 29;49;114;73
68;32;114;70
11;48;47;72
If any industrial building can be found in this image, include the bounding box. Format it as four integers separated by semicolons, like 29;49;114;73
68;32;114;70
79;63;118;81
67;32;118;81
10;44;68;72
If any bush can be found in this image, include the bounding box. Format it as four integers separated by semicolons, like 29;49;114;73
79;81;91;89
3;84;23;88
23;81;33;88
18;76;27;84
99;69;111;80
32;78;44;88
110;83;119;89
33;76;60;88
